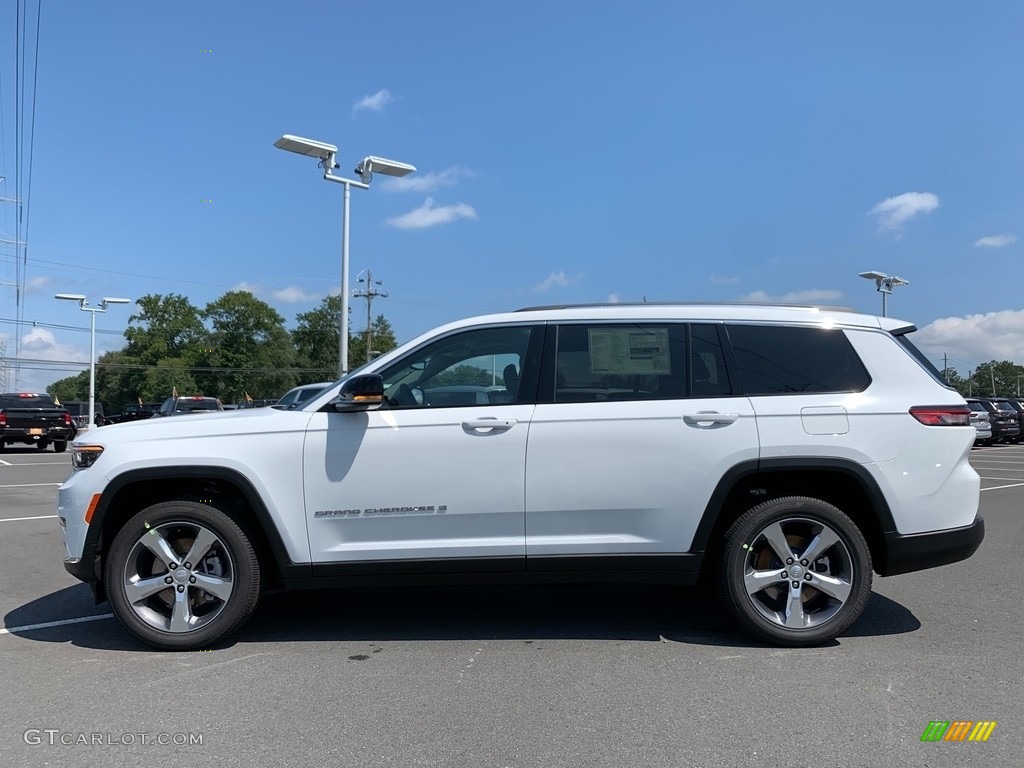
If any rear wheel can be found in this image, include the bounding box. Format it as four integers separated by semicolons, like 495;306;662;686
36;440;49;451
105;501;261;650
53;441;67;453
720;496;872;646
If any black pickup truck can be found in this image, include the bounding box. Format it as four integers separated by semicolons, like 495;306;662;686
0;393;76;452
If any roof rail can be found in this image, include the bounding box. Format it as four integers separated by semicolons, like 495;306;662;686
514;301;858;313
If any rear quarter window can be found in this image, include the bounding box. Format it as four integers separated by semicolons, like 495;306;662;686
725;325;871;395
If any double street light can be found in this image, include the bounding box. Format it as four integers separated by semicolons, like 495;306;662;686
54;294;132;430
274;134;415;376
858;271;909;317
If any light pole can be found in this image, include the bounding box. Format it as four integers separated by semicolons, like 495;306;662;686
858;271;909;317
54;294;132;430
274;134;414;376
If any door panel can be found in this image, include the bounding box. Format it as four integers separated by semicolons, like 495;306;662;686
304;405;534;562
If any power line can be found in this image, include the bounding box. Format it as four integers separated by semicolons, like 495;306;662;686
353;269;388;365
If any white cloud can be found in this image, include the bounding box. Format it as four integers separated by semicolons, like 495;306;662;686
380;166;474;193
20;327;89;362
353;89;394;113
607;292;622;303
386;197;478;230
232;281;262;294
271;286;319;303
534;270;583;292
739;289;843;303
711;275;739;285
974;233;1017;248
915;310;1024;369
868;191;940;232
25;276;54;294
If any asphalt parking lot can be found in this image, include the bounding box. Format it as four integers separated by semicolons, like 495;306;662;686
1;444;1021;768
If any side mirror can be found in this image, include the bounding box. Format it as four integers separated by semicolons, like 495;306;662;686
331;374;385;413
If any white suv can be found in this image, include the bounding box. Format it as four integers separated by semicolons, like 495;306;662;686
58;303;983;650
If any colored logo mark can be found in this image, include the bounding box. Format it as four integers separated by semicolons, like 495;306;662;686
921;721;997;742
200;199;213;203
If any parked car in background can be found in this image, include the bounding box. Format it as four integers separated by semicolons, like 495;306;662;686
62;400;106;428
0;392;76;452
110;402;162;424
999;397;1024;441
966;398;1019;443
272;381;334;410
966;401;992;445
153;396;225;417
238;398;277;409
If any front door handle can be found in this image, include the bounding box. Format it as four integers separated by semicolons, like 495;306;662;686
462;418;517;432
683;412;740;425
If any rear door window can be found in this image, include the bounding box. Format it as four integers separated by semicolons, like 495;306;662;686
725;325;871;395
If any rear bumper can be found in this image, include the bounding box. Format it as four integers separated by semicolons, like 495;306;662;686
879;516;985;576
1;427;73;442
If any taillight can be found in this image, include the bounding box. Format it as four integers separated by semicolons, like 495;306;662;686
63;412;72;426
910;405;971;426
0;412;6;427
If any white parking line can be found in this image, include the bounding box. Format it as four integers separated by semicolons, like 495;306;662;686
0;514;58;522
981;482;1024;492
0;459;11;466
0;613;114;635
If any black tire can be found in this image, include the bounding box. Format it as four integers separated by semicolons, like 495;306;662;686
36;440;49;451
53;441;67;453
719;496;872;647
105;500;261;650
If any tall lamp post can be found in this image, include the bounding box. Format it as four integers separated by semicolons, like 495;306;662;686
273;134;414;376
54;294;132;430
858;271;909;317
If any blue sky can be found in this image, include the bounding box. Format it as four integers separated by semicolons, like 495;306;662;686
1;1;1023;393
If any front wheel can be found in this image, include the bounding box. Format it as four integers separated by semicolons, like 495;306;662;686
105;501;261;650
719;496;872;647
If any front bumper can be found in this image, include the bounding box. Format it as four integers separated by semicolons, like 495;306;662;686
879;516;985;576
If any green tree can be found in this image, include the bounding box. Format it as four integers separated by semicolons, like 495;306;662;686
293;295;342;381
970;360;1024;398
48;371;88;403
350;314;398;367
120;293;206;401
202;291;296;401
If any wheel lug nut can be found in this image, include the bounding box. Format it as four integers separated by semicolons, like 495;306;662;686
800;559;809;566
786;558;794;565
177;585;185;593
184;562;191;569
189;576;196;583
164;576;173;584
804;574;812;581
791;581;800;589
781;572;788;579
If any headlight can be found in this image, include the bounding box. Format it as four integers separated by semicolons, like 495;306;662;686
71;445;104;469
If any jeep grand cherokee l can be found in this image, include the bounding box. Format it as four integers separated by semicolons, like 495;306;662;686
58;303;983;650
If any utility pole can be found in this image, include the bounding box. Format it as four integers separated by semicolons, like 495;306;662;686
352;270;388;364
991;366;996;397
968;369;973;397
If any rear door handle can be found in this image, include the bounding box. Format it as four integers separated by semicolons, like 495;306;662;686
462;418;517;432
683;412;740;425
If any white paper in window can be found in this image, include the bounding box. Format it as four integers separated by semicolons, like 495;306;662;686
588;328;671;374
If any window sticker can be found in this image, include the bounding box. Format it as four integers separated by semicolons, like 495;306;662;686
588;327;671;374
